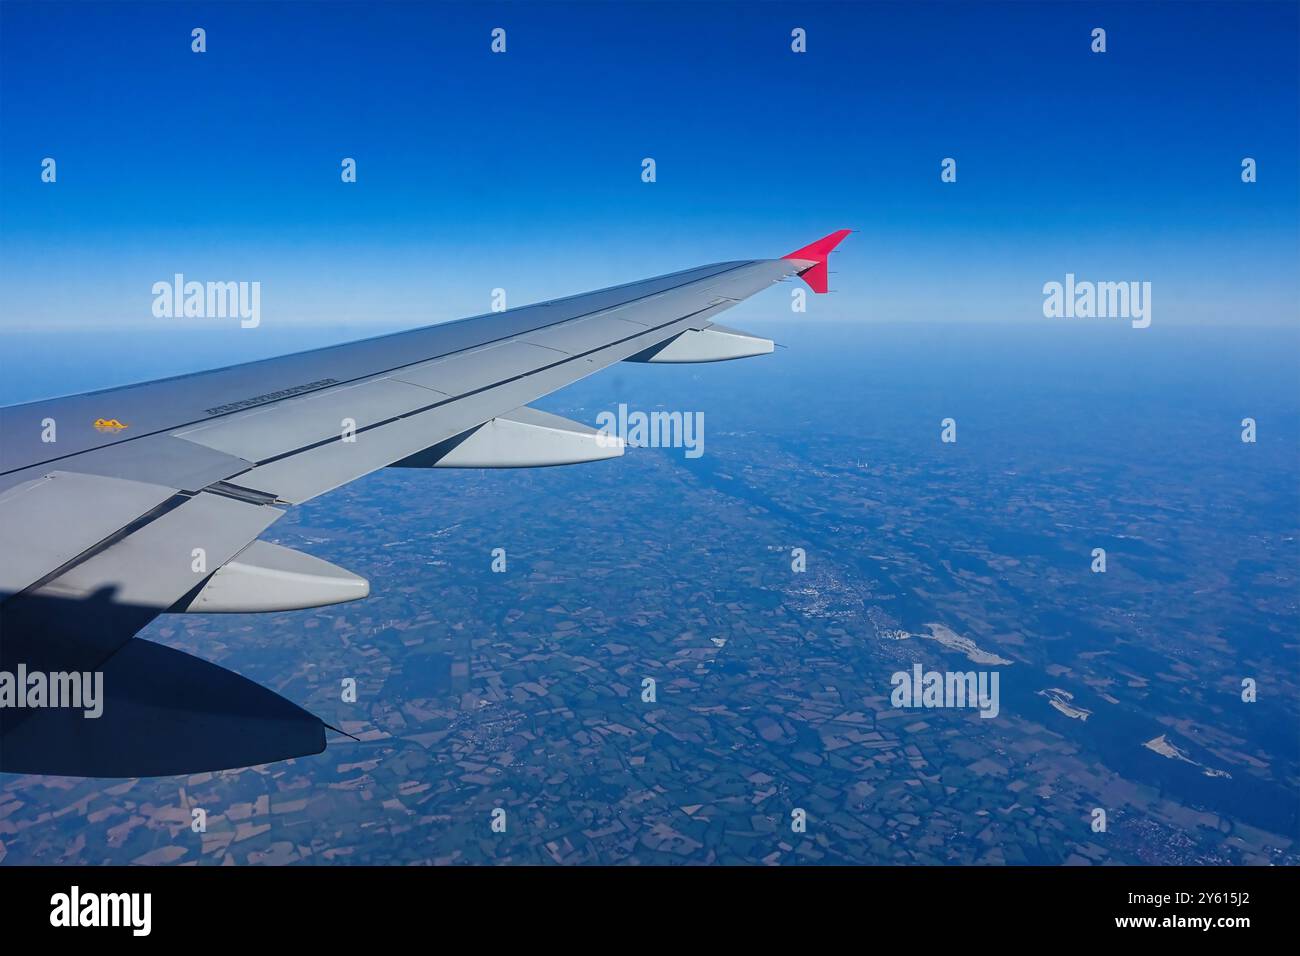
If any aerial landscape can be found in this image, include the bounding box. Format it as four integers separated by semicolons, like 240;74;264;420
2;321;1294;865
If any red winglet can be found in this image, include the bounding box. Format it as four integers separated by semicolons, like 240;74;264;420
782;229;852;294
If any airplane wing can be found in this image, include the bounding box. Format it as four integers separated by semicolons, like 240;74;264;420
0;230;850;777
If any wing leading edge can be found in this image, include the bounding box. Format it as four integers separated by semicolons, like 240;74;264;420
0;231;849;776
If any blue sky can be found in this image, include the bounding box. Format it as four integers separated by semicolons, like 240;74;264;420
0;0;1296;352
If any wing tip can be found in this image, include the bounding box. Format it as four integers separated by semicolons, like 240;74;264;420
782;229;852;294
